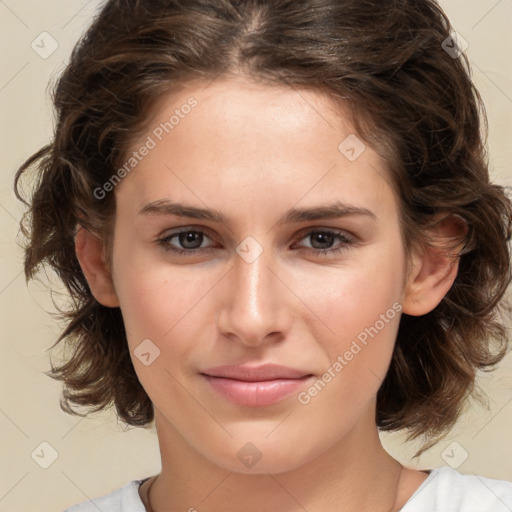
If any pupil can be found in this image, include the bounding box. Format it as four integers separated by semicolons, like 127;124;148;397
311;232;333;249
179;231;202;249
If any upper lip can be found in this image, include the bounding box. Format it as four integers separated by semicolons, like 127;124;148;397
201;364;312;382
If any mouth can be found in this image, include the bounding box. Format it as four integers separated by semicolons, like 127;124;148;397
200;364;314;407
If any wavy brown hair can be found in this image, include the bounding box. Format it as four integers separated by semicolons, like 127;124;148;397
14;0;512;457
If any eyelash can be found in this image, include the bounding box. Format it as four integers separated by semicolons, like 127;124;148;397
156;228;356;257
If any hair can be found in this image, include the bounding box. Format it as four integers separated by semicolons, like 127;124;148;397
14;0;512;457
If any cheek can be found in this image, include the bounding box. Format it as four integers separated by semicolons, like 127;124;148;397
110;228;189;336
295;245;405;347
111;251;216;405
291;241;405;409
309;291;400;401
114;259;213;343
295;288;401;438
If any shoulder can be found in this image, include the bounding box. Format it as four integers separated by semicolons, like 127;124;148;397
62;478;148;512
401;466;512;512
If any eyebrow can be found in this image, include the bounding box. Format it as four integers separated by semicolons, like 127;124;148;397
139;199;376;226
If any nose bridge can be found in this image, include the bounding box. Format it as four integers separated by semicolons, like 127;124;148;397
219;241;288;344
237;247;272;312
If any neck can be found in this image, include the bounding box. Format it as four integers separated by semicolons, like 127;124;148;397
144;406;405;512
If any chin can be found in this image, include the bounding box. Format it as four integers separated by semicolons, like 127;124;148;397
218;454;304;475
201;437;320;476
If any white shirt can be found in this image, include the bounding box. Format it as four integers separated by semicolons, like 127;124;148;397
63;466;512;512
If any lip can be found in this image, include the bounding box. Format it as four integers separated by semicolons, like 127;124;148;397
201;364;313;407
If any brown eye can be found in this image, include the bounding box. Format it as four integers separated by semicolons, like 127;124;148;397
308;231;336;250
157;229;215;255
295;229;355;256
177;231;204;249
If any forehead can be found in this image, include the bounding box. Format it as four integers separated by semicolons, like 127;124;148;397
116;77;398;221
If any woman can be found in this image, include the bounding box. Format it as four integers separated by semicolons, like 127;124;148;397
15;0;512;510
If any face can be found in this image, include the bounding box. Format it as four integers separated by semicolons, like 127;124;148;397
109;77;411;473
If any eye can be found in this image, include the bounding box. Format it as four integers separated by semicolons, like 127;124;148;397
294;229;356;256
156;227;356;258
157;228;216;255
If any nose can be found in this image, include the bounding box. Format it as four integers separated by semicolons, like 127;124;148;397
217;243;292;347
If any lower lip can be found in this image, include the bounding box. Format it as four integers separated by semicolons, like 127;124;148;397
202;375;312;407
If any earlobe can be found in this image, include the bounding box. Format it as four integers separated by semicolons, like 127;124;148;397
402;214;468;316
75;226;120;307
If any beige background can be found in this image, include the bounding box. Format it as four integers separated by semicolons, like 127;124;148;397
1;1;511;511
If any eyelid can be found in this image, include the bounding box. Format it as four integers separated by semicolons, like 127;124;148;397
157;226;218;247
158;225;355;244
156;225;358;258
292;227;356;252
294;225;355;240
158;225;216;239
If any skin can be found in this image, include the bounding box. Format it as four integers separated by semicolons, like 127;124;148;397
76;76;464;512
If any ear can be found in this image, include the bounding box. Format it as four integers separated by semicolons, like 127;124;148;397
75;226;120;307
402;214;468;316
